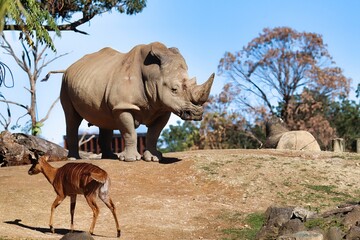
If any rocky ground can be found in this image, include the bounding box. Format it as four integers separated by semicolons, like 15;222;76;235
0;149;360;240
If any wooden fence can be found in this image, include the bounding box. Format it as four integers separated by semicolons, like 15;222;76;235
63;133;146;154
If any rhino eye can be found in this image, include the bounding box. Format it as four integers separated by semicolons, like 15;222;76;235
171;87;178;94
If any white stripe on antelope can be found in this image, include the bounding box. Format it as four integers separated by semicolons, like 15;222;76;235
28;153;121;237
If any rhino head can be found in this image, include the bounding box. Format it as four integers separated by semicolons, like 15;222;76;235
142;42;214;121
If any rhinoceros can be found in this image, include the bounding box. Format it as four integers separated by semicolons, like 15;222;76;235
60;42;214;161
264;116;321;151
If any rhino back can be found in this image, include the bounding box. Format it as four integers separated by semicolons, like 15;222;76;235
62;47;146;128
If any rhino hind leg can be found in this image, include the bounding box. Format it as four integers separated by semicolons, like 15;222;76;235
61;87;83;159
99;128;118;159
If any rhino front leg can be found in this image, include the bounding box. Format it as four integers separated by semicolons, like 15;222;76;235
144;112;171;162
115;111;141;162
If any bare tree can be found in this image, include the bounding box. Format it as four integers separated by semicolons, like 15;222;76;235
0;34;66;135
0;0;147;136
218;27;352;148
0;61;13;129
218;27;351;123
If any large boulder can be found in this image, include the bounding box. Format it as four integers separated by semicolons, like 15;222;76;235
0;131;67;167
277;131;321;151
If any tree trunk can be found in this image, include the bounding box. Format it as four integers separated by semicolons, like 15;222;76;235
30;75;37;135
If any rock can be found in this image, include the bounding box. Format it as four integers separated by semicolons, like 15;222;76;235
326;226;344;240
0;130;67;166
292;207;317;221
256;206;294;239
60;231;95;240
278;231;323;240
256;203;360;240
346;225;360;239
279;219;306;236
342;206;360;229
276;131;321;151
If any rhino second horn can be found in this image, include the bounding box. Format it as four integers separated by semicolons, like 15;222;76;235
190;73;215;105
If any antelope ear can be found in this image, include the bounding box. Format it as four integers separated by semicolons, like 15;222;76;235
32;149;45;160
28;152;37;164
39;155;50;162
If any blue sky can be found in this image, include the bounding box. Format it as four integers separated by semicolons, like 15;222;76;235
1;0;360;145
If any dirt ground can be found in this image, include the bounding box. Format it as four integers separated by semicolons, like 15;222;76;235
1;149;360;240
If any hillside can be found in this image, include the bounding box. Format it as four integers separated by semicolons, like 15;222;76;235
0;149;359;240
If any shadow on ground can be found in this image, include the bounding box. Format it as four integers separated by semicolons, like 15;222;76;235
159;157;182;164
4;219;81;235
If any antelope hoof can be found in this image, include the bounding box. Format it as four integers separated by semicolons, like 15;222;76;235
117;229;121;238
50;225;55;234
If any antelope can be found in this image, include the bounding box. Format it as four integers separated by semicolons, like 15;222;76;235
28;153;121;237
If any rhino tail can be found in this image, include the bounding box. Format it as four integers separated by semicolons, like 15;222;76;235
41;70;66;82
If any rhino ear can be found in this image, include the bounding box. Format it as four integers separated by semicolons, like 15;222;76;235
169;47;180;54
149;42;170;65
144;51;161;66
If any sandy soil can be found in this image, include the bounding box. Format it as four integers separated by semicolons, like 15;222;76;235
0;149;359;240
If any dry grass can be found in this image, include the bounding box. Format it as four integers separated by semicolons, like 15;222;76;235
0;149;359;239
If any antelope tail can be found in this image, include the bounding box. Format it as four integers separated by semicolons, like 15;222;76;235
90;172;108;183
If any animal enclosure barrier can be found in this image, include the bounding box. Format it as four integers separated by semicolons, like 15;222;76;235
63;133;146;155
332;138;345;152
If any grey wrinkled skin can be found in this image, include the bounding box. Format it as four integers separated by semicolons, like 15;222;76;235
61;42;214;161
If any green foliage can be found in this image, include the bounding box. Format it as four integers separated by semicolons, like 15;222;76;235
0;0;9;30
304;184;337;194
158;120;200;152
31;121;43;136
3;0;60;51
328;97;360;151
221;212;265;240
279;87;360;151
305;216;344;232
303;184;353;204
42;0;146;20
200;83;265;149
2;0;147;51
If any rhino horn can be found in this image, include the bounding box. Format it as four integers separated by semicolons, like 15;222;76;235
190;73;215;105
187;77;197;86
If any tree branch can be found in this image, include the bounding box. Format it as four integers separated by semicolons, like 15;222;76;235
233;64;274;113
1;35;27;72
3;11;98;35
0;99;29;111
38;52;69;75
79;133;95;147
38;96;59;124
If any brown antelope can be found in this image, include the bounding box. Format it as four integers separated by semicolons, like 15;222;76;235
28;154;121;237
